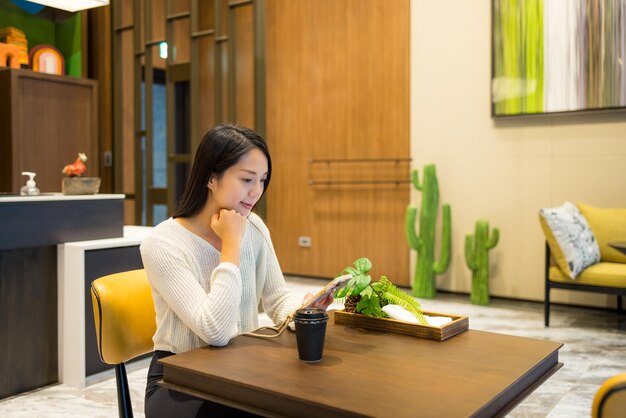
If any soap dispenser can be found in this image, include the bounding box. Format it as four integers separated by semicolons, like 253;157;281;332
20;172;41;196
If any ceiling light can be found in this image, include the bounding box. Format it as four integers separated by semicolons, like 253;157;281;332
24;0;109;12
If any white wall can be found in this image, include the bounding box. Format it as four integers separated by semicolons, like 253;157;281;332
410;0;626;307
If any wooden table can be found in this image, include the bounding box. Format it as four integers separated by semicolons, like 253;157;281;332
160;312;563;417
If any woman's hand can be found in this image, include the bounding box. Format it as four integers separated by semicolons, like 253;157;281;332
302;292;334;310
211;209;247;265
211;209;247;243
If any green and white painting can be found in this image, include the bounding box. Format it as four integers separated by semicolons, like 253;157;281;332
492;0;626;116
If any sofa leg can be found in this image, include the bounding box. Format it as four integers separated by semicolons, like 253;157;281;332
544;243;551;327
545;288;550;327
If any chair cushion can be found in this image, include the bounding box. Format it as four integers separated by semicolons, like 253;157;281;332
539;202;601;279
91;269;156;365
548;263;626;288
577;202;626;264
592;372;626;418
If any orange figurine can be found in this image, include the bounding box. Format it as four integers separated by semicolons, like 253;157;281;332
62;153;88;177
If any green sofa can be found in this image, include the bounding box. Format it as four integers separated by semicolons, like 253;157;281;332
540;203;626;326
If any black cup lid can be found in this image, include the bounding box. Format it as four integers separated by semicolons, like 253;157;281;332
295;308;327;319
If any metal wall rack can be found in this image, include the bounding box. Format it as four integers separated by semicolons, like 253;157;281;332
307;157;412;186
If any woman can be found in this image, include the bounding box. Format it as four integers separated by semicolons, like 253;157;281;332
140;124;331;417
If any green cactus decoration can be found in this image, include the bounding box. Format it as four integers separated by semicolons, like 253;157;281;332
465;220;499;305
405;164;451;298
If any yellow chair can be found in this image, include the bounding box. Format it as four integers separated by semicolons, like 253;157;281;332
592;373;626;418
91;269;156;418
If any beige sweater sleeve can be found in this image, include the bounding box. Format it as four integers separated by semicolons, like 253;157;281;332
141;233;241;347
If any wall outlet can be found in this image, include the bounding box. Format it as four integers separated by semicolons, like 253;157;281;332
103;151;113;167
298;236;312;248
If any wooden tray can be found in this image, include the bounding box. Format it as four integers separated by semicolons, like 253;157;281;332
333;310;469;341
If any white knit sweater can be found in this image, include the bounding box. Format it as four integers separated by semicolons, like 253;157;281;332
140;213;301;353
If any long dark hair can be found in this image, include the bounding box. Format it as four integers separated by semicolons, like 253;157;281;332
173;124;271;218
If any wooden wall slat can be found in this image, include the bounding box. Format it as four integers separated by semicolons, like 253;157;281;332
121;30;135;198
197;36;216;134
88;6;113;193
171;17;190;64
234;5;254;128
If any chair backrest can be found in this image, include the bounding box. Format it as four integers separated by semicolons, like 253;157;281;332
592;372;626;418
91;269;156;365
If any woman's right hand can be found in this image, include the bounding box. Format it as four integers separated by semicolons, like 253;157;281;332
211;208;247;244
211;209;247;264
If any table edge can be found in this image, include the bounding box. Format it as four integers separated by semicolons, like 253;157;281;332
473;350;563;418
158;380;285;417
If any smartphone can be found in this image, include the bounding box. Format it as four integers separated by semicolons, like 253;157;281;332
300;274;352;309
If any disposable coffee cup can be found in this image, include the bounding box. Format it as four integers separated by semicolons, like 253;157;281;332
294;308;329;362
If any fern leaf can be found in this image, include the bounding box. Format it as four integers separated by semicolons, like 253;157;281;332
383;292;427;325
383;280;421;310
378;275;391;287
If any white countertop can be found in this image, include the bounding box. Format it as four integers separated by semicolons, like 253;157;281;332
0;193;125;203
61;225;153;250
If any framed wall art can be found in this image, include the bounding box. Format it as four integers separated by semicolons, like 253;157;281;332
491;0;626;117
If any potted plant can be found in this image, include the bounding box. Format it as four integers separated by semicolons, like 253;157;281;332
334;257;428;325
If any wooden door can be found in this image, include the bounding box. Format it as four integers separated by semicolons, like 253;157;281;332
265;0;411;284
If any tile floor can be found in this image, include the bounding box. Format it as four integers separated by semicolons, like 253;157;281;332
1;276;625;417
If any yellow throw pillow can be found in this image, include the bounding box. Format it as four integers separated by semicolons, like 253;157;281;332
577;202;626;264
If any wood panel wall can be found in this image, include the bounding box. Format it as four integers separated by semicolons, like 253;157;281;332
265;0;411;283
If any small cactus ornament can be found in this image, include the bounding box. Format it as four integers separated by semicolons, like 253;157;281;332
465;219;499;305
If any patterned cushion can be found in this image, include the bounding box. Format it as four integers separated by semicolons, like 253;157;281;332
539;202;601;279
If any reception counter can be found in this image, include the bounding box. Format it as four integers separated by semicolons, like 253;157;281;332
0;193;125;250
0;194;126;399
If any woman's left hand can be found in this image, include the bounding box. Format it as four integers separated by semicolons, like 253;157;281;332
302;292;334;310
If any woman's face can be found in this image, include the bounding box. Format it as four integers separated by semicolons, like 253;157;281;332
208;147;268;216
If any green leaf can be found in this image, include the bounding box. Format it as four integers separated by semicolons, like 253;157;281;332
356;293;383;317
342;266;358;277
335;258;373;298
360;286;373;298
370;281;384;292
353;257;372;274
352;275;371;295
335;279;357;298
335;275;372;299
